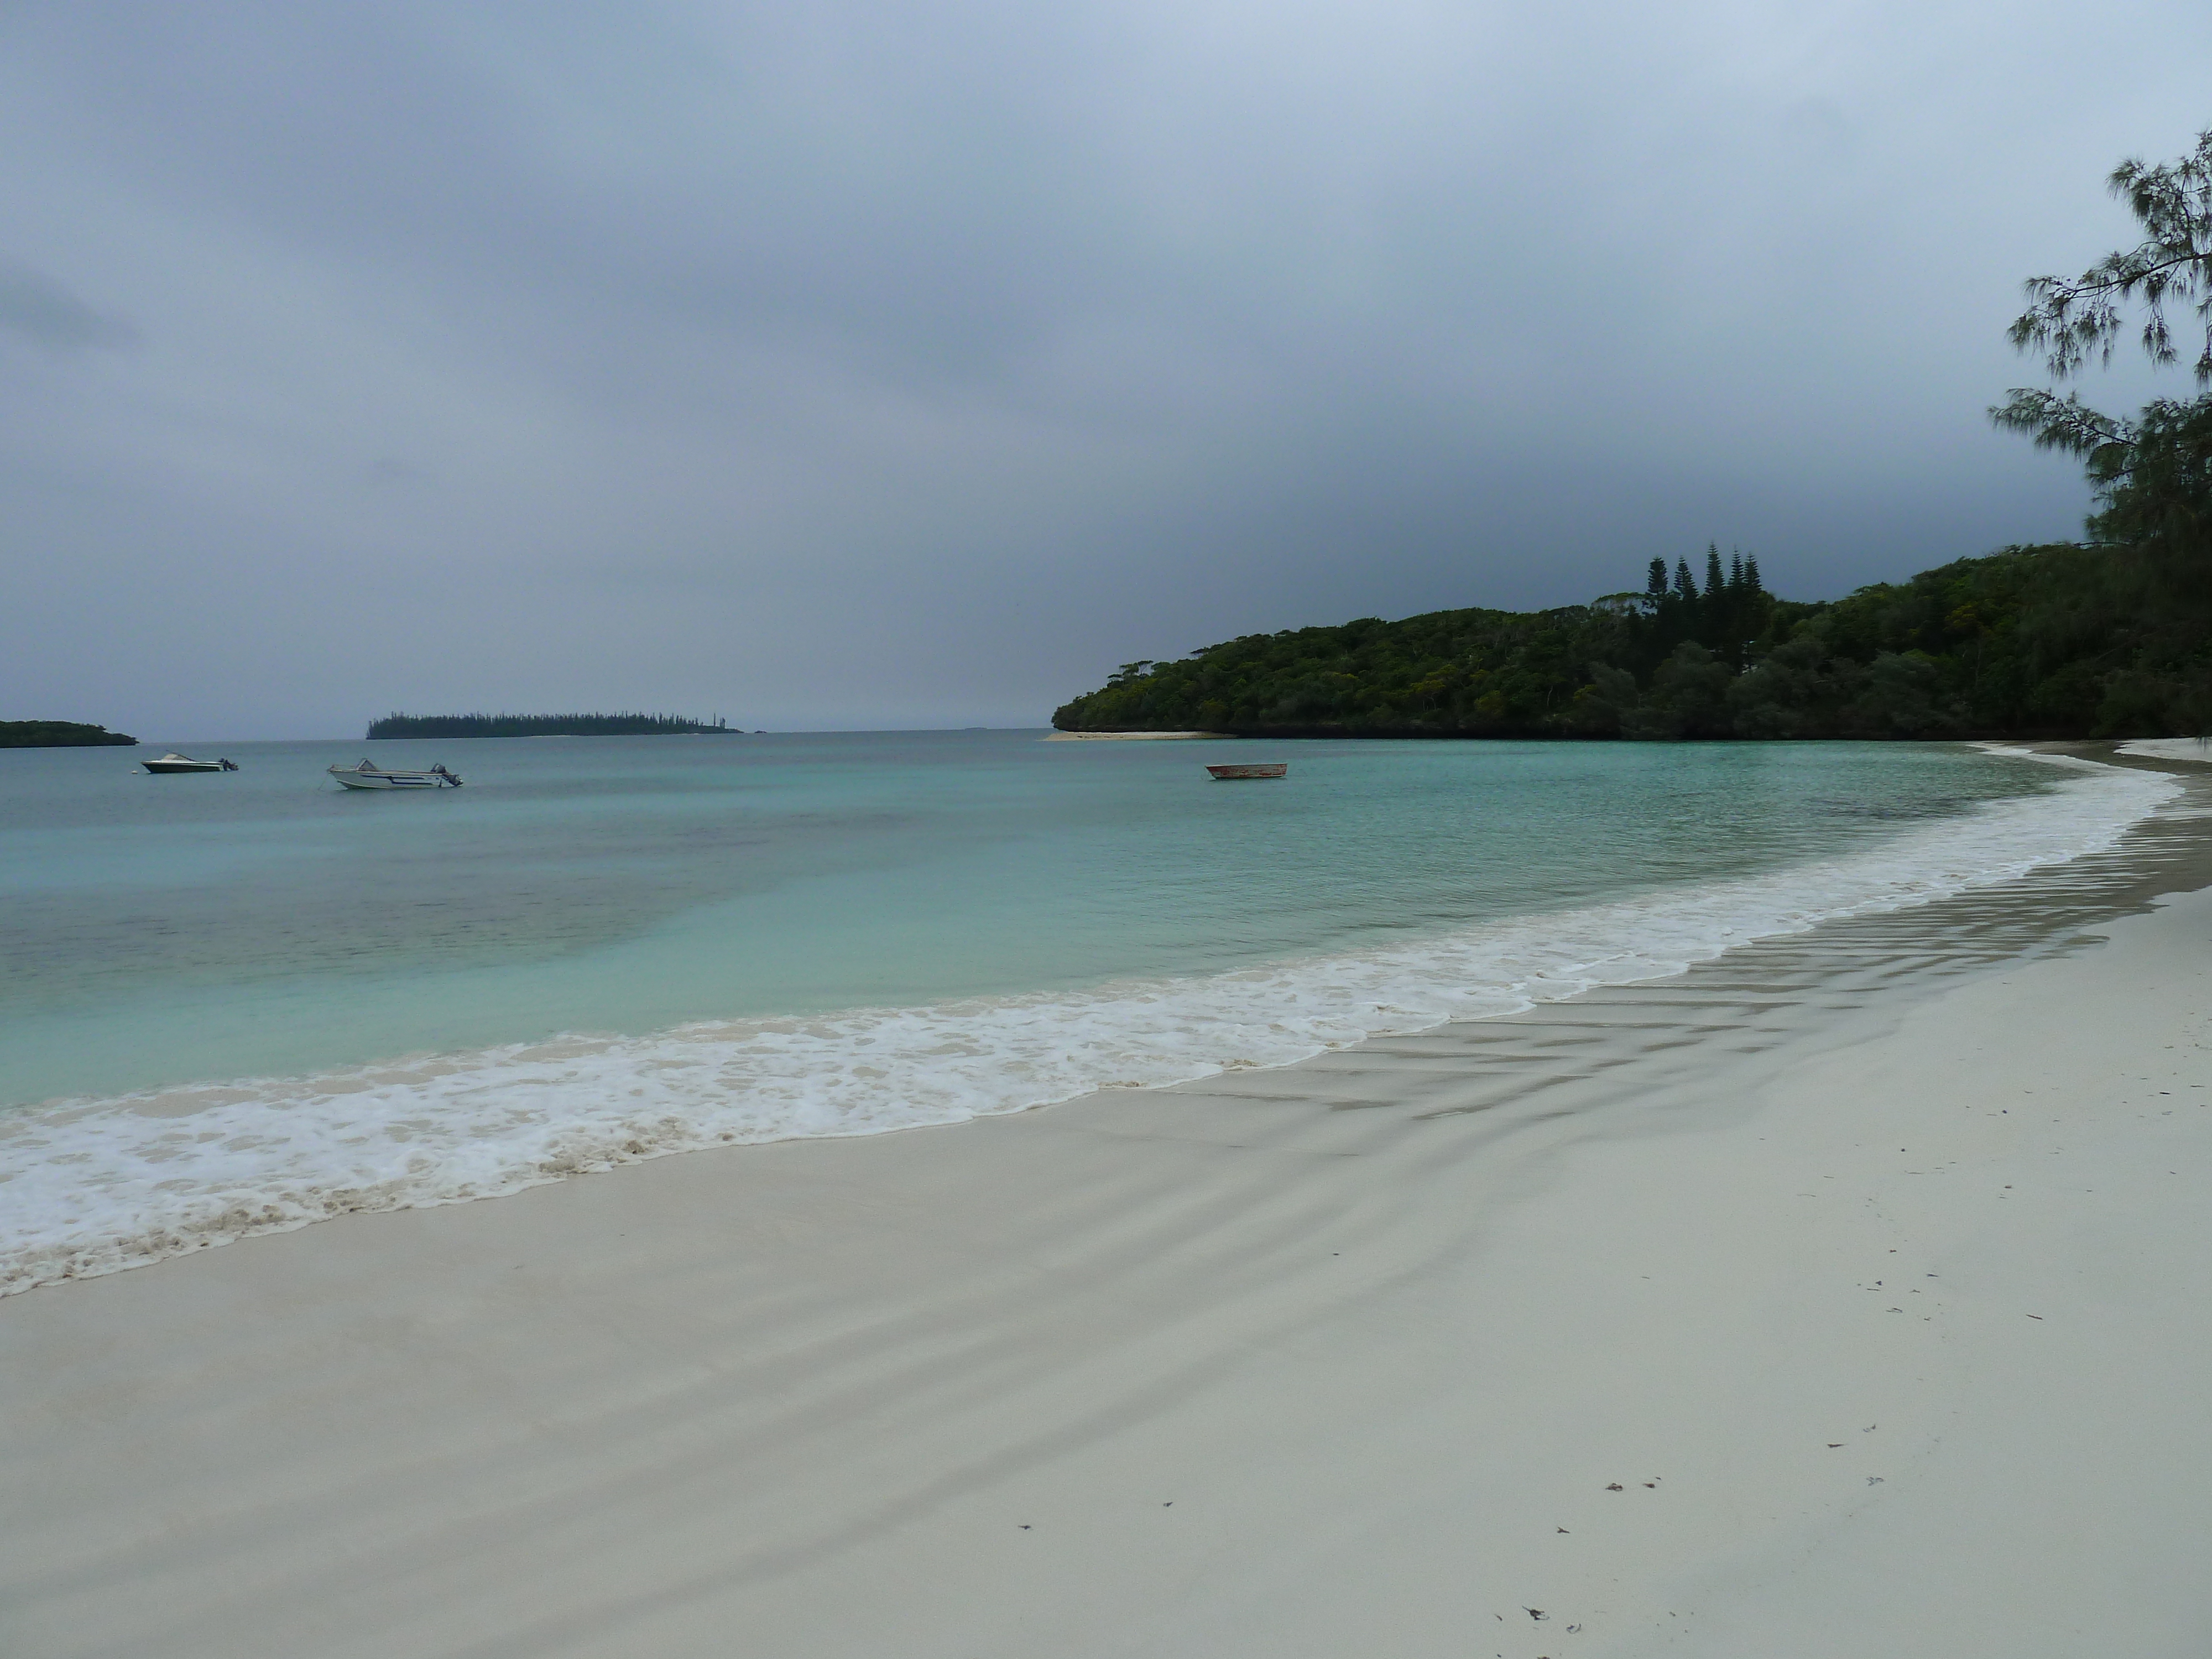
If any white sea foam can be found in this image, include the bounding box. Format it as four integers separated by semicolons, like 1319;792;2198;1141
2119;737;2212;763
0;753;2178;1295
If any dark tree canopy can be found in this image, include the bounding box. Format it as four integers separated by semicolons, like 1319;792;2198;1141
0;721;137;748
1050;543;2208;741
366;712;737;739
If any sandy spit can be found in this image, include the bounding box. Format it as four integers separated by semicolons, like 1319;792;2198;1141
1040;730;1232;740
3;762;2209;1659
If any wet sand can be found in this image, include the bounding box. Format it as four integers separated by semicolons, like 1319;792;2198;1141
4;752;2210;1658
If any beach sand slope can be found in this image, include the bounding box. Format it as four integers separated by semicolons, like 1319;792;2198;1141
2;811;2209;1658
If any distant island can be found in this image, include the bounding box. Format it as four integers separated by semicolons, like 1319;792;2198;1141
1;721;138;748
367;712;742;739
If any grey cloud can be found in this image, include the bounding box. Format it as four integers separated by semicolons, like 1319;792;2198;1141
0;1;2208;738
0;260;140;351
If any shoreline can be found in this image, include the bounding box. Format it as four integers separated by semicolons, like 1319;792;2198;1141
1040;729;1232;739
0;745;2171;1298
4;752;2210;1656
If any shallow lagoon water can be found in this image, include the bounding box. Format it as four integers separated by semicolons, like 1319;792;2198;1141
0;731;2094;1103
0;732;2175;1291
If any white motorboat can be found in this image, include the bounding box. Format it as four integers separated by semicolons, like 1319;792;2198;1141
142;752;238;774
329;759;464;790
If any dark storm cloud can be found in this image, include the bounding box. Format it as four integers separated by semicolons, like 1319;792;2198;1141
1;0;2209;736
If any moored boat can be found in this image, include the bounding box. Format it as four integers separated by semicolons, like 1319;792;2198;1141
1205;762;1288;780
328;759;464;790
142;753;238;774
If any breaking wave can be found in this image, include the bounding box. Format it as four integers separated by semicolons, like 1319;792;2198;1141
0;752;2176;1295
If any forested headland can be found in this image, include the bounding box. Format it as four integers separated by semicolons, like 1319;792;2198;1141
1057;132;2212;743
367;712;739;739
1052;541;2206;740
0;721;138;748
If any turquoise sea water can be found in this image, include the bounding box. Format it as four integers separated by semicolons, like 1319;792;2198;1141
0;732;2175;1291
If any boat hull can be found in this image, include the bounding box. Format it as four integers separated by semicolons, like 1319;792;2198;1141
142;754;236;774
332;773;442;790
1205;763;1288;780
329;762;462;790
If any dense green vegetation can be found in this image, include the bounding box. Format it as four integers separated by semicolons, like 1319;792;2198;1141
1052;542;2205;739
0;721;138;748
1057;131;2212;743
367;712;739;739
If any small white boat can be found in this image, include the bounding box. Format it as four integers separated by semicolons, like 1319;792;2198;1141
1206;762;1288;780
329;759;464;790
142;753;238;774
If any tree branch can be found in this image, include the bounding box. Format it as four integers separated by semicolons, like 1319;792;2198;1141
2007;130;2212;383
1989;389;2137;462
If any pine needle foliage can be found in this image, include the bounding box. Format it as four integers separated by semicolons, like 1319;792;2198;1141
2005;129;2212;386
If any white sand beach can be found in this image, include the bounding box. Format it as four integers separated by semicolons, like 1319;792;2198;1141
3;757;2209;1659
2120;737;2212;763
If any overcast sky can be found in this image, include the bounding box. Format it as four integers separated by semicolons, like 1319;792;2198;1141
3;1;2208;737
